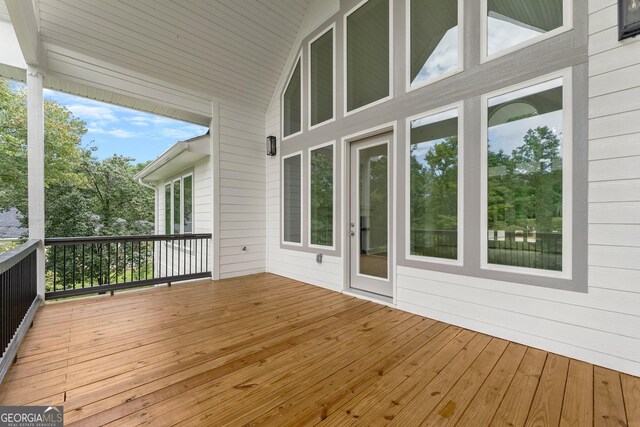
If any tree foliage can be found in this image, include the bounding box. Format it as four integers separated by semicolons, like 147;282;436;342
0;79;154;238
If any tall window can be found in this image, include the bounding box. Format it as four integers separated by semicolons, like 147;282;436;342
183;175;193;233
164;184;171;235
309;144;334;247
346;0;390;113
485;77;566;272
409;0;460;88
283;57;302;138
309;27;334;128
486;0;565;58
173;179;181;234
283;153;302;244
165;174;194;235
409;108;460;261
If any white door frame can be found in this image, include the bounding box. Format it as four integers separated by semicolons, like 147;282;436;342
340;122;397;303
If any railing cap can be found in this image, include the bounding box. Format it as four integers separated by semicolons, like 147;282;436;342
45;234;212;245
0;239;40;275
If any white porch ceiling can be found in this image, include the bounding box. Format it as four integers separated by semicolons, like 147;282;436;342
1;0;311;125
37;0;310;114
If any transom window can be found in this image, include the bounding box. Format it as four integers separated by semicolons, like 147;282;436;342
485;0;568;59
283;56;302;138
309;26;335;128
409;0;461;88
345;0;390;113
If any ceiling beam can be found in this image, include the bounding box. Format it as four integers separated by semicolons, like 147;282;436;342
5;0;39;65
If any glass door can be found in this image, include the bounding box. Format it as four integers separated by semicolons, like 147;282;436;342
349;132;392;297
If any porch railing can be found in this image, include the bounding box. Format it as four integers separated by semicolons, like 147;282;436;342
1;240;40;382
44;234;212;299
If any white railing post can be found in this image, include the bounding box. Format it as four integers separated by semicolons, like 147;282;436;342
27;64;46;299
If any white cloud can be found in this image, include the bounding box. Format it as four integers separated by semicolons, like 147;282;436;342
66;104;118;122
412;27;459;86
487;16;543;57
87;128;137;138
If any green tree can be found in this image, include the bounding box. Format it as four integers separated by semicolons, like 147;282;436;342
0;79;154;238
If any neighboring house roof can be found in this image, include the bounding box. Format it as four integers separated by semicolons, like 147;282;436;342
134;132;211;184
0;208;27;239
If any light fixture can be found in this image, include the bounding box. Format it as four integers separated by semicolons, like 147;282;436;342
619;0;640;40
266;136;277;156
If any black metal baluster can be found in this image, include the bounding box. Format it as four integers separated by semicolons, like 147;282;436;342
90;243;94;288
52;246;57;293
62;246;67;290
81;244;85;288
72;245;76;290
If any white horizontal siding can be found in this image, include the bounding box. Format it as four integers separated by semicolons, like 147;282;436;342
217;103;267;279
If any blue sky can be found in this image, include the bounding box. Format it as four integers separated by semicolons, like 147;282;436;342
11;81;208;164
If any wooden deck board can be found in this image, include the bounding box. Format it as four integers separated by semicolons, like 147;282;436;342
0;273;637;426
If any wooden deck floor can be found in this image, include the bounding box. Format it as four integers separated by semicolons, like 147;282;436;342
0;274;638;426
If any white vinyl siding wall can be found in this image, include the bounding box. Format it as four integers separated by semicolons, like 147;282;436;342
218;103;267;278
267;101;343;292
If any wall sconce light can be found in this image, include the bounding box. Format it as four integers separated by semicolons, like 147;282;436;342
266;135;277;156
619;0;640;40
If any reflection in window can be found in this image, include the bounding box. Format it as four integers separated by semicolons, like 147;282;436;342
183;175;193;233
410;109;459;260
310;29;334;127
359;143;388;279
410;0;459;87
346;0;389;112
310;145;333;247
283;59;302;137
487;78;564;271
487;0;563;57
283;154;302;243
165;184;171;235
173;179;181;234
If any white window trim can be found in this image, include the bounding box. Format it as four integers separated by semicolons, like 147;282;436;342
308;24;337;132
282;52;304;141
405;102;464;267
480;0;574;64
282;151;304;247
308;141;337;251
479;68;573;279
343;0;394;118
405;0;464;93
164;172;194;235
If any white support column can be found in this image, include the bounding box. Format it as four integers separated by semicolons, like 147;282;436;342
27;65;46;298
211;103;220;280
